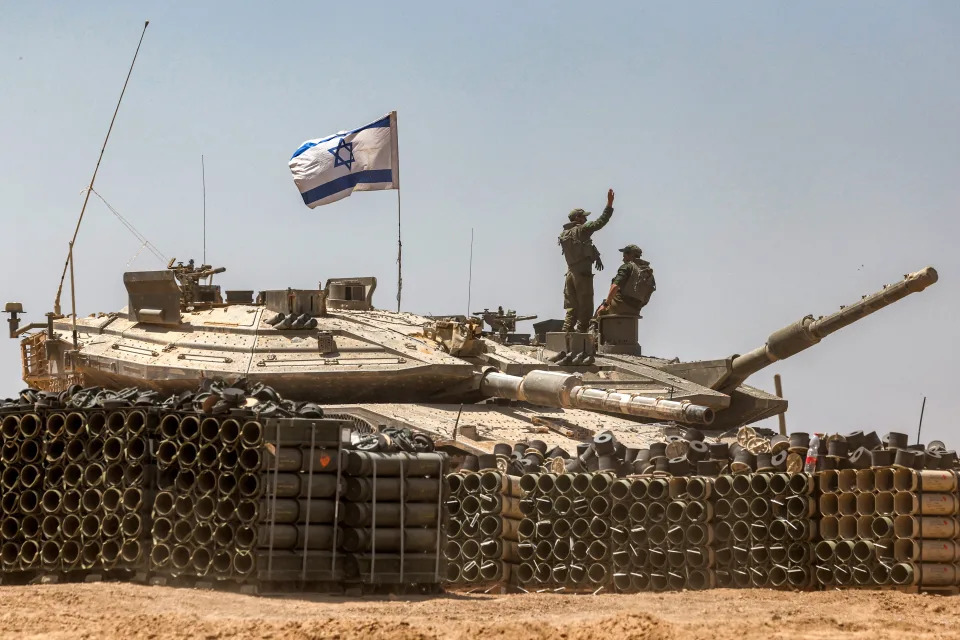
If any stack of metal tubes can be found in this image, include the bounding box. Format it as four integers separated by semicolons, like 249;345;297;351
337;450;445;587
0;409;152;577
254;419;352;585
617;476;671;590
443;470;521;588
659;476;717;590
1;411;49;573
150;415;356;587
150;413;265;579
0;403;447;592
713;472;818;589
815;468;891;588
758;472;817;589
817;467;960;591
517;472;615;591
499;473;721;591
471;428;960;481
604;475;718;591
887;469;960;591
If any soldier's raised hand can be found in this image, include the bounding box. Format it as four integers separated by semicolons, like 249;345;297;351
607;189;615;207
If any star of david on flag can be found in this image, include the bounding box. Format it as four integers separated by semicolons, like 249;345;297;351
289;111;399;208
329;138;356;170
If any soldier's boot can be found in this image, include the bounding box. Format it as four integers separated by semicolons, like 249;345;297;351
588;317;600;335
562;308;576;332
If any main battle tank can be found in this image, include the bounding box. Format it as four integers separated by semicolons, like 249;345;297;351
4;261;938;452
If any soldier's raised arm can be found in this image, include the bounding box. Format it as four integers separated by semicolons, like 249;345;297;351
582;188;615;235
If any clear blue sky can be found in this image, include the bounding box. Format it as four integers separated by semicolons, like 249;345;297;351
1;2;957;444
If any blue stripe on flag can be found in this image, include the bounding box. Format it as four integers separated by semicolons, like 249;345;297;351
300;169;393;205
290;115;392;159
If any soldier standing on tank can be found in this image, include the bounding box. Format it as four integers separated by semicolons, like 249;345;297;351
559;189;615;332
594;244;656;323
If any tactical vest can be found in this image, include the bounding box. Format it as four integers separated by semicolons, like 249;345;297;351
622;260;656;306
558;226;599;273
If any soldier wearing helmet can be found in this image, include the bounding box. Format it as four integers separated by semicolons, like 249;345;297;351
558;189;615;332
596;243;656;319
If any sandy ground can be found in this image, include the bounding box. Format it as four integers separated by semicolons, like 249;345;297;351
0;584;959;639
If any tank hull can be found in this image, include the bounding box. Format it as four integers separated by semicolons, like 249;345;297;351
76;363;480;404
13;265;937;431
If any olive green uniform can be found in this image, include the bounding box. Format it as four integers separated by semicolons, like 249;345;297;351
597;258;656;317
559;206;613;331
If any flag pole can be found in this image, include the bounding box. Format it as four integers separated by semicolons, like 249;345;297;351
396;187;402;312
394;111;402;313
202;154;207;266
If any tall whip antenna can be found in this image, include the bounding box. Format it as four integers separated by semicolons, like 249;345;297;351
916;395;927;445
53;21;150;346
466;228;474;317
202;154;207;265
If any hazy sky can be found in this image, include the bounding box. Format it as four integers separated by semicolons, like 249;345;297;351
1;2;957;444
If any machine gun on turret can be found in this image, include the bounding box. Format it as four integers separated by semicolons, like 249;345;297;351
167;258;226;308
472;306;537;343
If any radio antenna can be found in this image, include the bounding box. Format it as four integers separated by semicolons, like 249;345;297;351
53;21;150;347
202;154;207;265
466;228;474;317
916;395;927;445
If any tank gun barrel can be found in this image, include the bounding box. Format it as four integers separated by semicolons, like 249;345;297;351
193;266;226;279
725;266;938;389
471;312;537;321
479;370;714;425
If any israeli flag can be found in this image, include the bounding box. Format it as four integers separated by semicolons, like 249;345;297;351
289;111;400;208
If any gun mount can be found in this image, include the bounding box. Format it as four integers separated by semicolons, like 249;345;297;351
473;306;537;342
166;258;226;308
